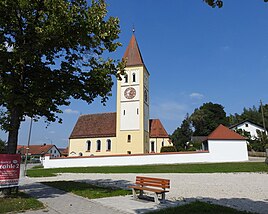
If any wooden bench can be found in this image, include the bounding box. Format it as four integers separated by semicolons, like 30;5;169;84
128;176;170;204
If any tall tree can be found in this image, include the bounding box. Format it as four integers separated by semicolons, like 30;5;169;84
171;114;193;151
0;0;124;154
190;102;228;136
228;104;268;129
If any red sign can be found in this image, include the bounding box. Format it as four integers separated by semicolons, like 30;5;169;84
0;154;21;188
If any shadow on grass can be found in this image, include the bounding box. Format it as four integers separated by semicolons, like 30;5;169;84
20;178;133;200
133;197;268;214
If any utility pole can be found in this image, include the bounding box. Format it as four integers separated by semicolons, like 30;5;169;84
24;117;33;176
260;100;266;132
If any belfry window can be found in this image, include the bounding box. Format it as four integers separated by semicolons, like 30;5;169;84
96;140;101;151
132;73;136;82
124;74;128;83
127;135;131;142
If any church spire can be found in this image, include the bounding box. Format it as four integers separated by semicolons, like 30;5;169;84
123;33;144;67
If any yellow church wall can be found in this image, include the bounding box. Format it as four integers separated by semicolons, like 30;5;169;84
115;130;145;154
149;137;171;153
69;137;117;156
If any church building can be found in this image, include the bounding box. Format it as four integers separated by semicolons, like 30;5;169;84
68;33;172;156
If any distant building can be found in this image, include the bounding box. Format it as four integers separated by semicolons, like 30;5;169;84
230;120;267;139
17;144;61;161
68;33;172;156
58;147;69;157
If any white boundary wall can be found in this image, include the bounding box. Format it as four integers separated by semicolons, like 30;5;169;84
42;140;248;168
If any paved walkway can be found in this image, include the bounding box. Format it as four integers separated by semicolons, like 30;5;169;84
19;177;177;214
18;172;268;214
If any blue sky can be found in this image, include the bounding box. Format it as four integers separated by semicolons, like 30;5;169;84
1;0;268;148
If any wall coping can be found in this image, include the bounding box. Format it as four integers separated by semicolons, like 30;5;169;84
52;150;209;160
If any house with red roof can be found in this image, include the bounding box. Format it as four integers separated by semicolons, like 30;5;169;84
17;144;61;161
68;33;172;156
203;124;248;161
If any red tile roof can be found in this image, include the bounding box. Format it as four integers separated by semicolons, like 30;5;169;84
69;112;116;139
17;144;54;155
69;113;169;139
123;34;144;66
149;119;169;138
208;124;246;140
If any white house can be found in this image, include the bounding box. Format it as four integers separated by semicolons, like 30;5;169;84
230;120;267;139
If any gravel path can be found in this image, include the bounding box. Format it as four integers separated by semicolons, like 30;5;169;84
21;172;268;214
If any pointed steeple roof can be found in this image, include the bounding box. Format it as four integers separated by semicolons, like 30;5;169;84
208;124;246;140
123;33;144;67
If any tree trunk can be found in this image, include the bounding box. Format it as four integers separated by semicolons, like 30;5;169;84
7;108;21;154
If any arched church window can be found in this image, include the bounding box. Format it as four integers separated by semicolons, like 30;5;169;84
124;74;128;83
132;73;136;82
86;140;91;151
79;152;83;156
127;135;131;142
96;140;101;151
151;141;155;153
107;139;111;151
162;141;164;147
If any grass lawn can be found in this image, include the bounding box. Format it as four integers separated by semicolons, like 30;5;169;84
149;201;255;214
27;162;268;177
42;181;131;199
0;191;44;213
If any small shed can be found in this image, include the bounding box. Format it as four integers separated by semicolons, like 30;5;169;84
206;124;248;162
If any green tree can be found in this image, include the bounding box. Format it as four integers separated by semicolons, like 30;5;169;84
0;138;6;153
249;130;268;152
171;114;193;151
190;102;228;136
228;104;268;129
0;0;124;154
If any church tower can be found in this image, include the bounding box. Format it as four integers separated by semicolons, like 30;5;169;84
116;33;150;154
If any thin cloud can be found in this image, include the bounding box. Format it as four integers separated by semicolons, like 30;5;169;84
190;92;204;100
64;108;79;114
221;45;230;51
151;101;188;121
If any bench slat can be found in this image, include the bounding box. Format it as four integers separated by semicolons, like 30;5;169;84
136;176;170;188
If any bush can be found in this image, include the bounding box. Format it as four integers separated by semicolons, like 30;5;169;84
187;147;197;151
249;140;266;152
160;146;177;153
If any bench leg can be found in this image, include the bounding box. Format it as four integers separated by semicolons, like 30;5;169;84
161;193;166;203
139;189;144;197
132;188;137;199
154;193;160;204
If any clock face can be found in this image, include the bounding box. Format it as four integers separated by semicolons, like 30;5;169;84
124;87;136;99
